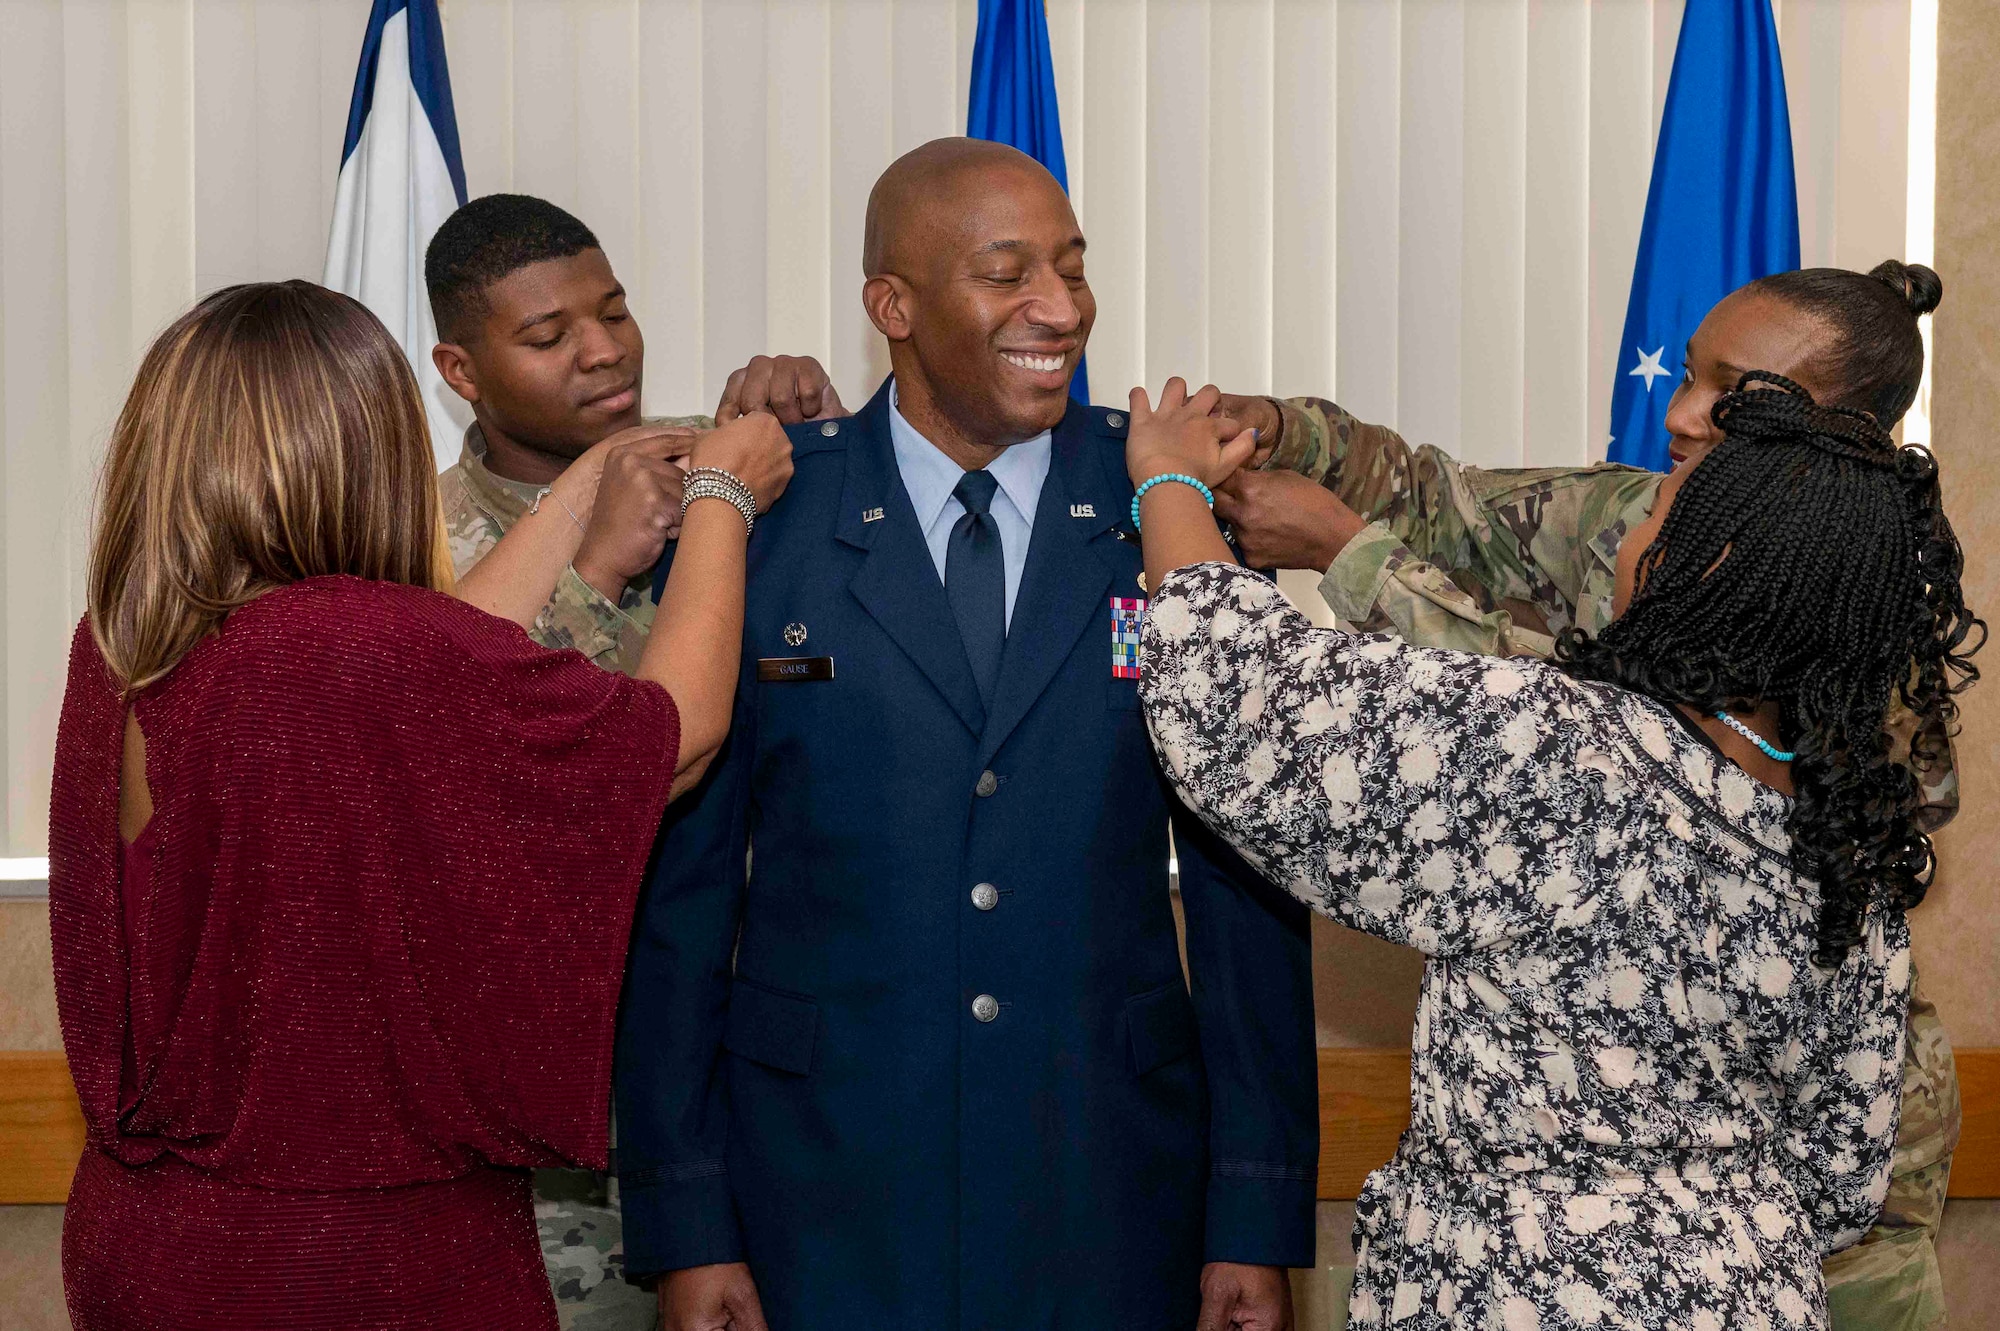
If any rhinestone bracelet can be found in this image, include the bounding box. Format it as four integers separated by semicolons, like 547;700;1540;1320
679;467;757;537
683;465;759;525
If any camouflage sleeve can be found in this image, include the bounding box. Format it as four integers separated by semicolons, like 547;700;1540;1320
1316;523;1556;659
1263;397;1555;658
530;566;652;674
1264;399;1472;543
1261;397;1341;484
1261;397;1491;562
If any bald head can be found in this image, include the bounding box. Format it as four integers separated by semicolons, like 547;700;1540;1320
863;138;1064;278
858;137;1092;454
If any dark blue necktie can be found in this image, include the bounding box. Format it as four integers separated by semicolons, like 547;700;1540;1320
946;469;1006;706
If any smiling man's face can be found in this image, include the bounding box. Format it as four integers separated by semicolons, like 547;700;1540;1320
458;247;644;459
899;161;1094;448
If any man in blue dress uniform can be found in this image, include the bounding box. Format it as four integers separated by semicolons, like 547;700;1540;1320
615;138;1318;1331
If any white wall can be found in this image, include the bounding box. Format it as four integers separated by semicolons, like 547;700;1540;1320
0;0;1918;858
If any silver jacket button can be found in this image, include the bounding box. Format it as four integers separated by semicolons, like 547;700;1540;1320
819;420;840;436
971;993;1000;1023
971;882;999;911
974;770;999;798
1106;412;1125;428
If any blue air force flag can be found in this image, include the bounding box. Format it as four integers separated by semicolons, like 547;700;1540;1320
323;0;470;471
1608;0;1799;471
967;0;1088;406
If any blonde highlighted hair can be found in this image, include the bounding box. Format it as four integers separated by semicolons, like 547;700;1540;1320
89;281;453;691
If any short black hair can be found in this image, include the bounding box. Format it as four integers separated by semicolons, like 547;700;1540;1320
424;194;601;343
1746;260;1943;427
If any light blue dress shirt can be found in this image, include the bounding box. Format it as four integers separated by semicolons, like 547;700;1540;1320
887;381;1051;631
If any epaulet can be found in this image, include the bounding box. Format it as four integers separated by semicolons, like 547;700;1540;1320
784;416;857;459
1078;404;1131;441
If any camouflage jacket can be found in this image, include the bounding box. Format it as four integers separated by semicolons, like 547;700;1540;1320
1264;396;1960;827
1266;396;1664;655
1268;395;1956;1328
439;417;710;675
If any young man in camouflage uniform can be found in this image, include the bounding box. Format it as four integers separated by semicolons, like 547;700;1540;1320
1215;390;1956;1331
425;194;844;1329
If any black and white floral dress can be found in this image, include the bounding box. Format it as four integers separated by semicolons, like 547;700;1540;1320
1140;563;1909;1331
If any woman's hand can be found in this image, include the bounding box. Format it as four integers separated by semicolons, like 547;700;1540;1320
1125;378;1259;489
686;412;795;514
1126;380;1249;591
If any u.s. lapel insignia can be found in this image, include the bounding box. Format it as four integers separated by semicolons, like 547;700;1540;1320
862;506;885;523
784;622;808;648
1070;502;1096;519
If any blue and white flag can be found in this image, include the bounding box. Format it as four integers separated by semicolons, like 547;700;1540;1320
968;0;1088;406
1608;0;1799;471
324;0;470;471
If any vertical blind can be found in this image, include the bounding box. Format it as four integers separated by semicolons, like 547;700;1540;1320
0;0;1919;857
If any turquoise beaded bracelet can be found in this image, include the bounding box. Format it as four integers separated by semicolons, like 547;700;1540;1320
1130;473;1214;532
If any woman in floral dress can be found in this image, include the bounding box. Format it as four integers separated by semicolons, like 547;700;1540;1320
1121;375;1980;1329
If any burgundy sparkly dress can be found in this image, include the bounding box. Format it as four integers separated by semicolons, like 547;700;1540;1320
47;577;679;1331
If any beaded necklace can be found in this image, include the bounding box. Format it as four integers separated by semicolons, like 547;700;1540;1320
1712;711;1794;763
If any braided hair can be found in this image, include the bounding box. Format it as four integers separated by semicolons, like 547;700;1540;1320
1556;375;1983;965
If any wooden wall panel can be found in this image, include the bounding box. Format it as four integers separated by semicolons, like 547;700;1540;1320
0;1053;86;1205
1925;0;2000;1058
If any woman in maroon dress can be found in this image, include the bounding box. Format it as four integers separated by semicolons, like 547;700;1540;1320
48;281;792;1330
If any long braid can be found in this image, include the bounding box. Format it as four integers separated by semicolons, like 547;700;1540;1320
1556;374;1983;965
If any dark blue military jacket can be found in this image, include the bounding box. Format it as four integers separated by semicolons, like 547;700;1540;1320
616;383;1317;1330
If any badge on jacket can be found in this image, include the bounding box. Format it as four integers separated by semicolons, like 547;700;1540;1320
758;656;835;682
1111;598;1146;679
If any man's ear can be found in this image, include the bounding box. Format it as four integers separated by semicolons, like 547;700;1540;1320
432;342;480;405
862;275;915;343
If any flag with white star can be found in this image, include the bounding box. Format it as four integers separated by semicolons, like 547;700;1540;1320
1608;0;1799;472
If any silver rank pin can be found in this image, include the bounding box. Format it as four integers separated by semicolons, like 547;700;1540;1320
784;622;809;648
1070;503;1095;519
862;507;885;523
